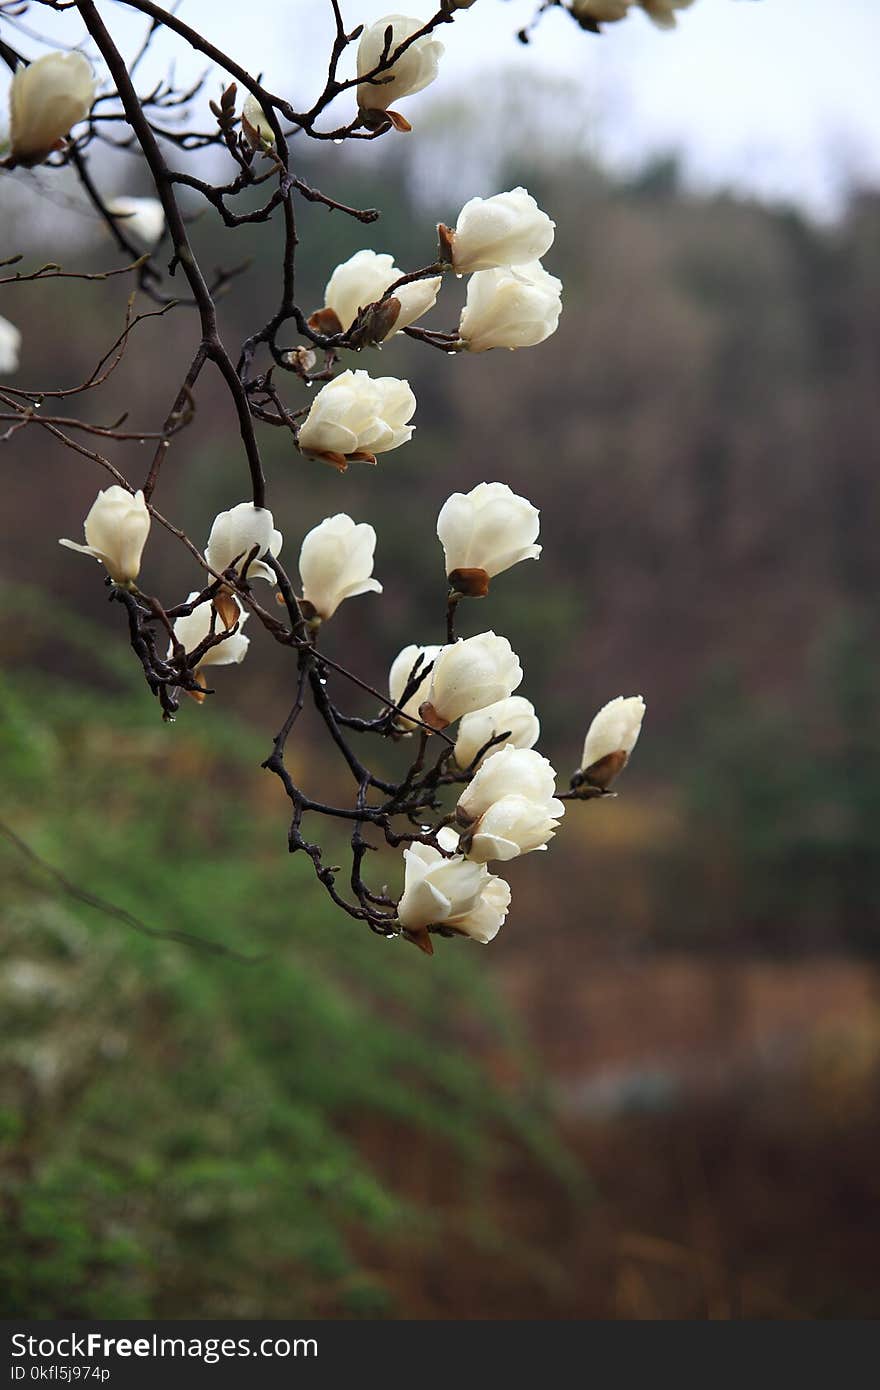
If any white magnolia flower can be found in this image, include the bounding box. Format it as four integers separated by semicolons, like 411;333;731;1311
437;481;541;591
454;696;540;770
447;188;555;274
106;196;164;247
388;642;443;729
357;15;444;129
242;93;275;146
172;591;250;672
9;51;95;167
456;747;564;862
640;0;695;28
204;502;282;583
580;695;646;788
461;793;565;863
0;316;22;374
449;874;511;943
423;632;522;729
299;514;382;621
458;261;562;353
324;249;440;337
457;746;560;823
398;833;483;931
59;486;150;586
297;369;416;467
572;0;632;21
397;827;511;945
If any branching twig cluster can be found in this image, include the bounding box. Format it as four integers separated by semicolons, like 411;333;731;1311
1;0;666;951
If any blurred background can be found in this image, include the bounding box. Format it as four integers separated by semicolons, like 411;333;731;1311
2;0;880;1319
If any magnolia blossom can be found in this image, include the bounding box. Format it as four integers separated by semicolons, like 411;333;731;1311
640;0;695;28
461;793;564;863
241;93;275;146
297;369;416;468
9;51;95;167
299;514;382;621
458;260;562;353
446;188;555;275
388;642;442;729
397;827;511;945
437;481;541;593
323;249;440;338
456;747;564;862
59;486;150;586
422;632;522;729
579;695;646;788
172;591;250;677
0;316;21;374
457;746;559;823
572;0;632;20
454;696;540;770
204;502;282;583
106;196;164;247
356;15;444;130
449;874;511;943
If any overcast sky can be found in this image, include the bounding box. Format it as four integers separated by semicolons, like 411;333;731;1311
4;0;880;219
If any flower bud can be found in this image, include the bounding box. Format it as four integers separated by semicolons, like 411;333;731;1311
204;502;282;583
454;696;540;770
106;196;165;247
59;486;150;587
437;481;541;593
297;369;416;469
172;591;250;684
579;695;645;789
444;187;555;274
397;828;511;946
299;514;382;621
458;261;562;353
9;51;95;167
357;16;444;130
640;0;695;28
0;316;21;374
241;93;275;147
457;746;559;825
388;643;442;729
323;249;440;338
421;632;522;729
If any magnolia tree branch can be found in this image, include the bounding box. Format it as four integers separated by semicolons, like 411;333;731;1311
0;0;711;951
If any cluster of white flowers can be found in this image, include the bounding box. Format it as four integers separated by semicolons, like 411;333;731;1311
296;185;561;467
45;5;655;953
449;190;561;351
59;473;645;944
571;0;695;27
382;481;646;948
